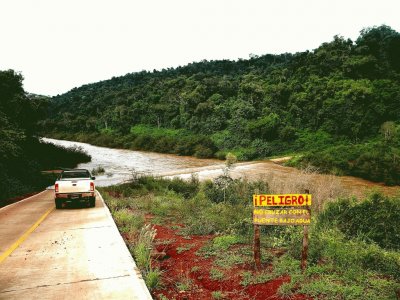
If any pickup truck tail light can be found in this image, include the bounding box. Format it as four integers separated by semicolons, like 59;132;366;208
55;183;59;193
90;182;95;191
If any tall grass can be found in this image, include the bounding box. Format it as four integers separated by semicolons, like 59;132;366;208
132;224;156;270
265;166;345;212
131;225;163;291
113;208;144;234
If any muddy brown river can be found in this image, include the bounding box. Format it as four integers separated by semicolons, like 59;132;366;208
43;138;399;204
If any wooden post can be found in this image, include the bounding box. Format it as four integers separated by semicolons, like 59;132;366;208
301;189;310;272
301;223;309;272
253;224;261;270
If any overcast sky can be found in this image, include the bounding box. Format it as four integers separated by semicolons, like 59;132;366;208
1;0;399;96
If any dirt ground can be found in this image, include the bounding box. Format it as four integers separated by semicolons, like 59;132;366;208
150;223;310;300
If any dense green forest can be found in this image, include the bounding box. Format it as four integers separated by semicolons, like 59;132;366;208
41;25;400;185
0;70;91;204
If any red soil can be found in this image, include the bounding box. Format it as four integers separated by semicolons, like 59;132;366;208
151;224;310;300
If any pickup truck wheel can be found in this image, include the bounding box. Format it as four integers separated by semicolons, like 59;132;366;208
90;197;96;208
55;199;63;209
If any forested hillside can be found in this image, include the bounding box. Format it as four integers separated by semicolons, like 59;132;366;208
41;25;400;185
0;70;91;203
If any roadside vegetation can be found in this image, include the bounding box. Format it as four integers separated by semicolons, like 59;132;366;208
100;165;400;299
0;70;91;205
42;25;400;185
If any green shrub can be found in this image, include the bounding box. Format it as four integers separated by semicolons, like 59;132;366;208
111;175;200;200
203;176;269;205
215;150;229;160
145;268;163;291
194;144;214;158
317;193;400;250
167;176;200;199
153;137;177;153
131;135;156;151
308;228;400;279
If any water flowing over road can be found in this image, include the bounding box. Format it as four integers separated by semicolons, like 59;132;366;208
43;138;399;199
42;138;224;186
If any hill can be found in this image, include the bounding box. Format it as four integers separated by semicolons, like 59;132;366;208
40;25;400;185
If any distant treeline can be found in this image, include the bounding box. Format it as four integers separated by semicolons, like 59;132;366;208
41;25;400;185
0;70;91;203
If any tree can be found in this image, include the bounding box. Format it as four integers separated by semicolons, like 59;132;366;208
380;121;396;142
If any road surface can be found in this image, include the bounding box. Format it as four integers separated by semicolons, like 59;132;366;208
0;189;152;300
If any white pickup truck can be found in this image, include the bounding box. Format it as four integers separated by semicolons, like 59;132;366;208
54;169;96;209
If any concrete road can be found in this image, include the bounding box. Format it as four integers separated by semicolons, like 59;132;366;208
0;190;152;299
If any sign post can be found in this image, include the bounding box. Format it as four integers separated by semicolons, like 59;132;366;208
301;189;310;272
252;192;312;271
253;224;261;270
301;221;309;271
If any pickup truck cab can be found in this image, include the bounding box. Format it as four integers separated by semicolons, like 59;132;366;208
55;169;96;209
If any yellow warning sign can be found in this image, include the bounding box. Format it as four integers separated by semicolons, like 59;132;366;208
253;194;312;207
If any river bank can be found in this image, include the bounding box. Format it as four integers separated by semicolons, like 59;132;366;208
44;138;399;201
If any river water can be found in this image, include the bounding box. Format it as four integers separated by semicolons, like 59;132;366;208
43;138;399;200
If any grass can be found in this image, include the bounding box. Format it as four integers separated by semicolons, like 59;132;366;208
132;224;156;270
175;274;193;292
240;270;274;287
145;268;163;291
214;253;246;268
101;175;400;300
211;291;225;299
113;208;144;234
212;235;244;250
190;266;200;273
209;268;225;281
272;250;400;300
276;266;400;300
176;244;194;254
105;195;136;211
196;235;246;258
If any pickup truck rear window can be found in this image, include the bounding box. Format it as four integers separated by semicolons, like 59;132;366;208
61;171;90;179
